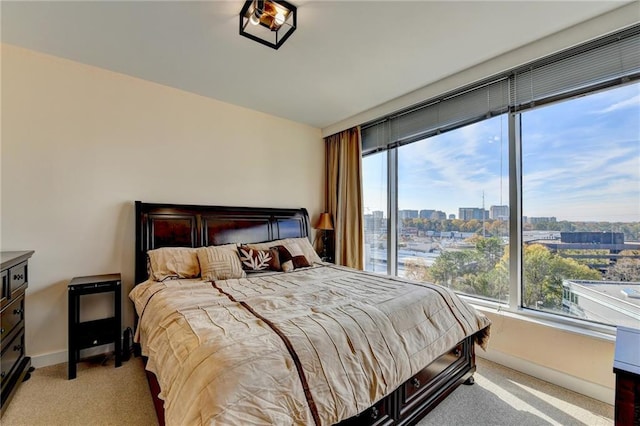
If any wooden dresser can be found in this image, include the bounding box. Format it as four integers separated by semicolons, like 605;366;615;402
614;326;640;426
1;250;34;416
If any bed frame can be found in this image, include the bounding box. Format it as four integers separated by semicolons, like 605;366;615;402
134;201;477;426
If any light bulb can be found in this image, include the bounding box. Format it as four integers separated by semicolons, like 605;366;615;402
274;11;285;26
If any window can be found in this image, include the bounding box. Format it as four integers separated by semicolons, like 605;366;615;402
396;117;509;303
361;25;640;330
363;152;388;273
521;83;640;328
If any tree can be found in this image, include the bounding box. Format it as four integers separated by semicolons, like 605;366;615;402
473;236;504;270
404;258;432;282
452;236;508;300
462;219;480;233
429;250;474;288
606;250;640;282
522;244;600;310
403;235;629;310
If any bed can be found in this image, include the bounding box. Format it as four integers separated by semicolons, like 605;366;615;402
131;201;491;426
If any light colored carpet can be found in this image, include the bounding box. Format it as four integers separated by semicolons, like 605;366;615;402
1;356;613;426
2;356;157;426
421;358;613;426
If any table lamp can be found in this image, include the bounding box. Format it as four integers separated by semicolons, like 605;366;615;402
314;212;334;261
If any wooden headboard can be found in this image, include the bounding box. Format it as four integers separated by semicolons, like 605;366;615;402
135;201;311;285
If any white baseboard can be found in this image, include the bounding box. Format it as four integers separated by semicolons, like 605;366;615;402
478;349;614;405
30;344;115;369
31;350;67;368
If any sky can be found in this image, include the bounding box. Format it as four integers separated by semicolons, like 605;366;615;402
363;82;640;223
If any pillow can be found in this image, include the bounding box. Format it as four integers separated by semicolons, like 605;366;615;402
196;244;246;281
273;242;311;271
247;237;322;264
284;237;323;264
244;240;284;251
237;246;281;272
147;247;200;281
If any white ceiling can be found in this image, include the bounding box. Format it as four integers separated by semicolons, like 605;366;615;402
1;1;632;130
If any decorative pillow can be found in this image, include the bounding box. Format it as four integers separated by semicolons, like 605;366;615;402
237;246;281;272
244;240;285;251
147;247;200;281
247;237;322;264
196;244;246;281
284;237;323;264
273;242;311;271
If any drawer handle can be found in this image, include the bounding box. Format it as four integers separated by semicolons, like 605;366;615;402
14;344;23;351
411;377;421;389
1;371;5;379
0;328;4;334
13;308;23;315
13;274;24;281
370;406;379;420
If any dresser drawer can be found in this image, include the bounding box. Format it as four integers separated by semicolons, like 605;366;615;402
8;262;27;298
1;329;25;390
1;251;34;415
359;397;394;426
1;295;25;352
338;394;394;426
402;343;466;407
1;270;7;309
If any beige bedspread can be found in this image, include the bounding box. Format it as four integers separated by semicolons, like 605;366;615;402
130;264;490;426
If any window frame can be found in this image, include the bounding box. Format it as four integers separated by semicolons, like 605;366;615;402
360;25;640;338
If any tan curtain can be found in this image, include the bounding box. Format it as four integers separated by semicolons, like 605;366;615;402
325;127;364;269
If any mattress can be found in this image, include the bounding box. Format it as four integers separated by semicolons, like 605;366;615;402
130;264;491;425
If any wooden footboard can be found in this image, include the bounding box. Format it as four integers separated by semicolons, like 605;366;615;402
336;334;476;426
141;334;477;426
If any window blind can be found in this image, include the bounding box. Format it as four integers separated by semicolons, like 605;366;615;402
362;78;509;155
512;25;640;111
362;24;640;156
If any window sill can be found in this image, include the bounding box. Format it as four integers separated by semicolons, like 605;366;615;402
460;295;617;343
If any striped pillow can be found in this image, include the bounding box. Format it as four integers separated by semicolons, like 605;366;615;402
196;244;246;281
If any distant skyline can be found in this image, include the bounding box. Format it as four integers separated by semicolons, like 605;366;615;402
363;82;640;223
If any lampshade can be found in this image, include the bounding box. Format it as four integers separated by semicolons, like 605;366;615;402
239;0;297;50
315;213;334;231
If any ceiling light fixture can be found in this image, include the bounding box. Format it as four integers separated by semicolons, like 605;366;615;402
239;0;297;50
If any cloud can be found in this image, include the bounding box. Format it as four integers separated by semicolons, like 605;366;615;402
595;92;640;114
364;83;639;221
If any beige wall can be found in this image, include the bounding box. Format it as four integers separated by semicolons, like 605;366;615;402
478;308;616;404
1;44;324;363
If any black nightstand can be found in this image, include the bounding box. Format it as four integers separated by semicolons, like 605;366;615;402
68;273;122;379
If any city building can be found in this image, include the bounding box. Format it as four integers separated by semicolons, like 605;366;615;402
419;209;447;220
490;205;509;220
419;209;434;219
459;207;489;221
399;209;419;220
528;217;557;224
562;279;640;329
